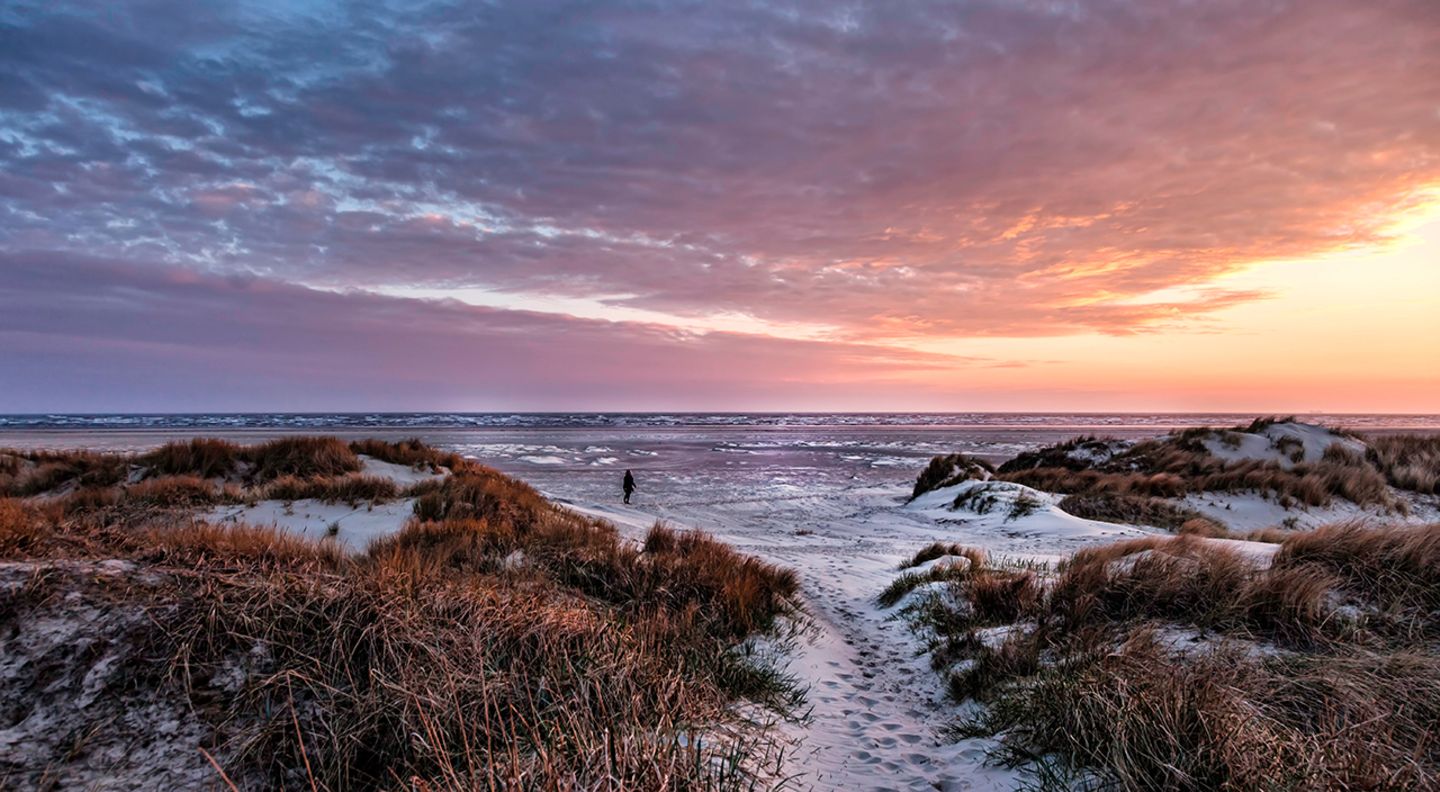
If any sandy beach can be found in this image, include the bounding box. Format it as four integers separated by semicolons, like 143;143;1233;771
6;415;1438;789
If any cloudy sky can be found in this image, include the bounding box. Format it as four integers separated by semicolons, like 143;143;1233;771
2;0;1437;413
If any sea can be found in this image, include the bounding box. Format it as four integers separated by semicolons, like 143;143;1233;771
2;412;1436;507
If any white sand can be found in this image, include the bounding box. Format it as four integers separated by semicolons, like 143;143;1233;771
205;498;418;552
202;456;442;552
1199;422;1366;469
356;454;448;486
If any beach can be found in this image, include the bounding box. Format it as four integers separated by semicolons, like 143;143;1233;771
6;413;1439;789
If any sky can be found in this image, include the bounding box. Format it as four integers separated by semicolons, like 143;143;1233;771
1;0;1437;414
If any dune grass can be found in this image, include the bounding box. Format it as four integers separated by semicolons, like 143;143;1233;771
0;448;129;496
1272;520;1440;619
881;543;997;608
904;523;1440;790
0;438;805;790
910;453;995;500
961;635;1440;791
900;541;988;571
1002;457;1393;509
141;438;244;479
349;437;465;470
1057;492;1211;532
1367;434;1440;495
262;473;400;504
247;436;361;480
0;438;467;522
959;418;1411;510
1046;535;1342;646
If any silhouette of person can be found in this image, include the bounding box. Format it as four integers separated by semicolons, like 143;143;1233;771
623;470;636;504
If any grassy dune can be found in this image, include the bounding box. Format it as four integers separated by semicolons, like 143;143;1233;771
890;524;1440;790
910;419;1440;510
0;439;803;790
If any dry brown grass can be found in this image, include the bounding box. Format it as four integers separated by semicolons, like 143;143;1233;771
0;453;804;790
1048;535;1338;645
410;465;551;524
0;448;129;496
889;546;1045;688
1368;434;1440;494
993;421;1405;510
247;436;360;481
965;571;1043;625
3;436;456;500
1004;459;1393;509
145;520;348;571
141;438;243;479
964;635;1440;791
913;523;1440;789
1;439;477;524
911;453;995;500
642;524;802;638
1058;492;1210;531
1175;517;1231;537
124;475;224;507
0;497;50;556
1235;525;1301;544
1273;521;1440;618
263;474;400;504
349;437;466;471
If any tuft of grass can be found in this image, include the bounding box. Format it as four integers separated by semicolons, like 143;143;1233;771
900;542;987;570
1048;535;1339;646
0;448;129;496
878;564;973;608
1003;459;1393;509
5;436;463;499
123;475;224;508
1176;517;1231;538
947;629;1043;702
1006;491;1043;521
263;474;400;504
1236;525;1302;544
1058;492;1210;532
911;453;995;500
141;438;243;479
1273;521;1440;617
410;466;550;524
878;546;1017;610
642;524;803;639
349;437;466;471
247;436;360;481
0;497;53;556
996;435;1118;474
146;521;348;571
1367;434;1440;494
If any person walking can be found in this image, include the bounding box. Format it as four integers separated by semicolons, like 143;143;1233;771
622;469;636;504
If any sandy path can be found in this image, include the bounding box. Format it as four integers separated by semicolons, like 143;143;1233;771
556;487;1024;792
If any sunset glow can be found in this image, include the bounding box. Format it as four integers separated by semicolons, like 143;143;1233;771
2;0;1437;412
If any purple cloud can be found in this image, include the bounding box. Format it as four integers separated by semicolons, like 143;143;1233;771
0;0;1436;408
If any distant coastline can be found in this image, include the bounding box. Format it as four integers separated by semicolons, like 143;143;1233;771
5;411;1440;431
